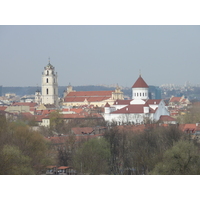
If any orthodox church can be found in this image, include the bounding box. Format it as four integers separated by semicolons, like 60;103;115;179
103;75;169;125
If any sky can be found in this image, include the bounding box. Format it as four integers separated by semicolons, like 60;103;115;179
1;25;200;87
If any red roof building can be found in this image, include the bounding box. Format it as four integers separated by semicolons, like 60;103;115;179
63;85;124;107
169;95;191;109
132;75;149;88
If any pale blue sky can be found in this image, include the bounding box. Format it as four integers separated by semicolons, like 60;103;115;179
1;25;200;87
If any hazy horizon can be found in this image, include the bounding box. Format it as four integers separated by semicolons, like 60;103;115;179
1;25;200;87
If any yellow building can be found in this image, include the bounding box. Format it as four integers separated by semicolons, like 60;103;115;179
62;85;124;107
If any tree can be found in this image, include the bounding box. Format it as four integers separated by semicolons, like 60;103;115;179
177;105;200;124
0;119;55;174
57;134;77;166
149;140;200;175
104;126;124;174
73;137;111;175
49;110;64;133
0;145;34;175
129;127;160;174
10;126;54;174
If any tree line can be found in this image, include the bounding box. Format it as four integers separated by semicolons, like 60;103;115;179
1;112;200;175
54;123;200;175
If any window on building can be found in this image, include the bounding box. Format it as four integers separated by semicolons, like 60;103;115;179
47;71;49;75
47;88;49;95
46;78;48;83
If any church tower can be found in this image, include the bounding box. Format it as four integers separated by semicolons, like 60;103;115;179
41;60;58;107
132;75;149;100
35;88;41;105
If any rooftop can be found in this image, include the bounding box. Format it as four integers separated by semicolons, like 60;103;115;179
132;75;149;88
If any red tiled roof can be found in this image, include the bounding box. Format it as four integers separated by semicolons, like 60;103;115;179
0;106;7;111
159;115;177;121
64;96;110;103
178;124;197;133
170;97;182;102
112;104;146;114
183;124;196;131
42;110;56;115
132;76;149;88
113;100;132;105
105;102;110;107
57;166;70;170
64;90;114;103
21;112;34;119
35;114;47;122
61;114;86;119
71;127;94;135
62;108;84;114
111;99;161;114
66;91;113;97
146;99;161;105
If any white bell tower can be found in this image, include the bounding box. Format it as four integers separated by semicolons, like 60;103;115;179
41;59;58;107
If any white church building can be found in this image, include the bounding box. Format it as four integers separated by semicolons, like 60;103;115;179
103;75;169;125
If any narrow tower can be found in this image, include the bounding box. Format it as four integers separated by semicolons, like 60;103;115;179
35;87;41;105
41;60;58;107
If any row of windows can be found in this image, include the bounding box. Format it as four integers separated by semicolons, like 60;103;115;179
46;70;55;75
134;92;147;97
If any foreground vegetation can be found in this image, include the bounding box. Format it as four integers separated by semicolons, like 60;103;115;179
1;113;200;175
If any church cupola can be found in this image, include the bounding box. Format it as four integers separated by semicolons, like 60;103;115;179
132;75;149;100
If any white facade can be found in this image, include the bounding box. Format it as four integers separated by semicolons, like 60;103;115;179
132;87;149;100
103;75;169;125
41;61;59;107
35;90;41;105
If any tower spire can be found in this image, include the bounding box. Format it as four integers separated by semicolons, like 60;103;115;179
48;57;50;64
139;69;141;77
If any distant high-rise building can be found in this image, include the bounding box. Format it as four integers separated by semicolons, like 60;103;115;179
149;86;161;99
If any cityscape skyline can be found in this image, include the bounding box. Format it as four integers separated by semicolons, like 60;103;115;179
1;26;200;87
